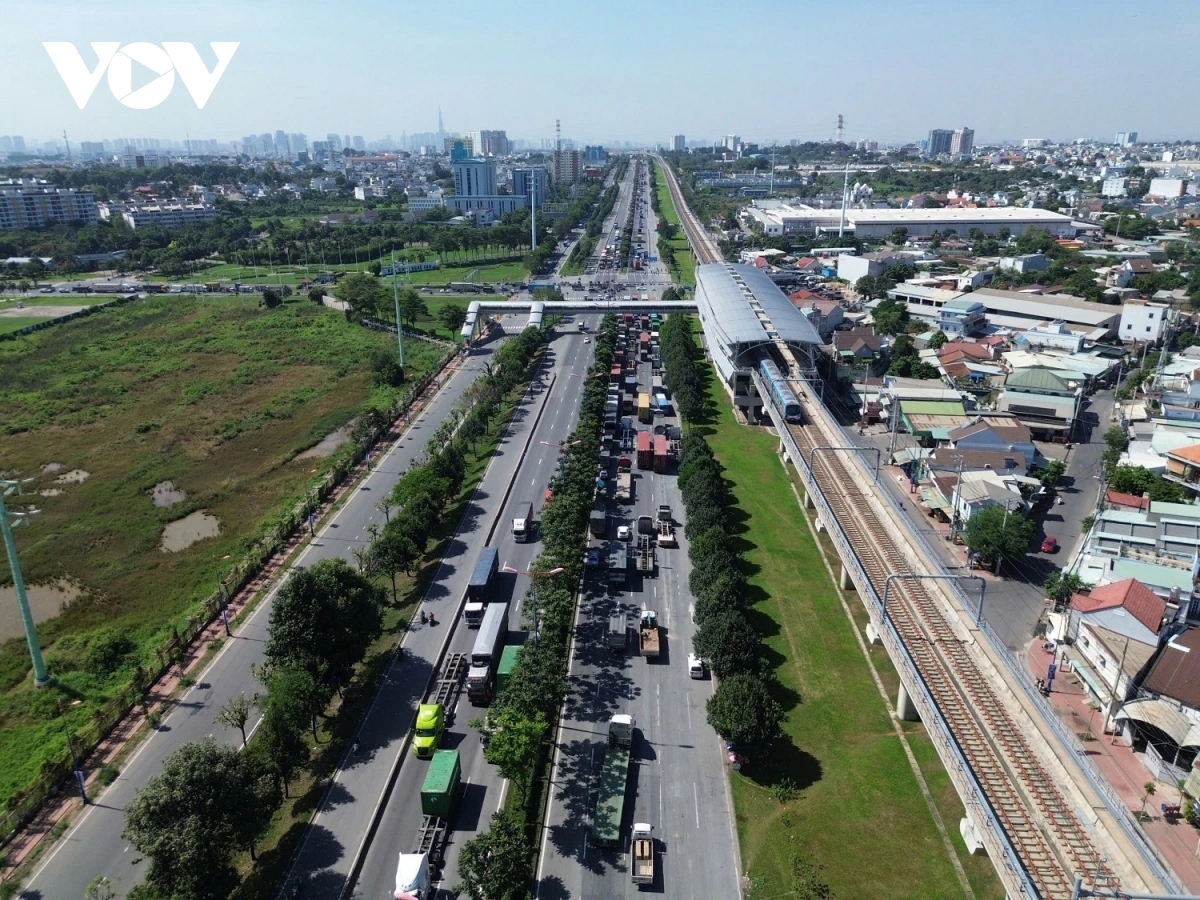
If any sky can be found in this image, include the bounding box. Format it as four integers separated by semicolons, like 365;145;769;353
2;0;1198;147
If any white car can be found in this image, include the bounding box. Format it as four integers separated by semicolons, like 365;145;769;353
584;337;591;343
616;525;632;541
688;654;705;679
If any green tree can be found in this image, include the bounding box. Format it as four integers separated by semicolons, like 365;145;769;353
260;287;282;308
926;330;948;350
1102;425;1130;470
1038;459;1066;488
855;275;882;300
1044;569;1090;607
265;558;384;699
660;286;681;303
369;346;405;387
1108;465;1186;502
369;516;422;602
693;608;761;677
439;303;468;334
963;504;1036;570
123;739;274;900
872;297;908;336
890;226;909;246
455;811;532;900
480;706;547;785
84;876;117;900
398;286;427;327
335;271;385;317
254;677;312;797
706;673;784;748
214;691;254;747
308;286;325;304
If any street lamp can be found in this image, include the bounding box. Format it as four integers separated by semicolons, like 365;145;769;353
501;564;565;650
882;572;987;628
996;496;1024;574
0;479;49;686
540;440;581;448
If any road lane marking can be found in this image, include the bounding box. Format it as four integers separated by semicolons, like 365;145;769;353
694;783;701;828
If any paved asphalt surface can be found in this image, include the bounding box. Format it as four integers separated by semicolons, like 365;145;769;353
18;339;497;900
534;351;741;899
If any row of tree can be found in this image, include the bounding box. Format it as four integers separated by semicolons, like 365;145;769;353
455;316;620;900
661;318;785;749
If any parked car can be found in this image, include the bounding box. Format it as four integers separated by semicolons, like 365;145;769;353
617;525;632;541
1040;536;1059;553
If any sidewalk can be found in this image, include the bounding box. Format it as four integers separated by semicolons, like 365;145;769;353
0;354;464;884
1023;640;1200;891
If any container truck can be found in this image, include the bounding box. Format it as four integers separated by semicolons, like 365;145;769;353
607;542;629;585
394;851;432;899
467;603;509;704
412;653;466;758
608;613;628;652
511;501;534;543
632;823;655;885
592;715;634;847
496;643;521;696
639;332;650;360
463;547;499;627
653;435;668;474
637;393;652;424
589;507;608;537
636;430;653;470
639;609;660;658
421;749;462;818
615;472;632;503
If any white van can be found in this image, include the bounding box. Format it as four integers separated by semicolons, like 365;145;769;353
687;654;705;679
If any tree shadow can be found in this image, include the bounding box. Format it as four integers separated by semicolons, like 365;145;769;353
739;737;823;794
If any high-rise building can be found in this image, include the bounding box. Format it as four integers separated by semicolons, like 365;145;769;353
722;134;742;154
11;136;25;152
453;158;496;197
582;145;607;163
343;135;352;152
1115;131;1138;147
0;136;11;153
0;182;98;230
950;127;974;157
79;141;105;160
553;148;581;184
290;133;308;155
352;135;366;152
446;137;473;161
274;130;290;158
512;166;547;208
672;135;686;152
927;129;953;156
326;133;343;152
468;130;510;156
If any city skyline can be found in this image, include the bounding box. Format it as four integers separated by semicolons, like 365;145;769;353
1;0;1198;145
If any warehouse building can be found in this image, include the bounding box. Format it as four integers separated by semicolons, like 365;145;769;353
742;202;1080;239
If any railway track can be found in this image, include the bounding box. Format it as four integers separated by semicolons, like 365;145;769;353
786;416;1108;899
652;155;1123;897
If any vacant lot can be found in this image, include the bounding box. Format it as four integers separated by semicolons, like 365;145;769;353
0;296;441;808
700;374;995;898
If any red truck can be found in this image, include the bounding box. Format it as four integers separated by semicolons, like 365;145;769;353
653;435;668;474
610;365;622;384
636;431;653;470
639;332;650;360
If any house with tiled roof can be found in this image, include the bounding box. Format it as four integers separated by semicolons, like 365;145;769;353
829;328;885;379
1104;490;1150;512
1115;628;1200;784
1165;444;1200;496
948;416;1037;468
794;256;822;273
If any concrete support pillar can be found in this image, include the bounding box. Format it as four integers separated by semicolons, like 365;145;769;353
839;564;852;591
864;621;881;645
802;489;814;510
959;816;988;856
897;682;920;722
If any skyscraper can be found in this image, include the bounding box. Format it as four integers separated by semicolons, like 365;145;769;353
274;130;290;158
326;133;343;152
950;127;974;157
352;136;366;152
553;148;581;184
1115;131;1138;147
512;167;547;208
468;130;510;156
927;129;953;156
672;135;686;152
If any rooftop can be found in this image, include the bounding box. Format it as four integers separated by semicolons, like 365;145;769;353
1070;578;1167;634
1142;628;1200;710
695;263;823;349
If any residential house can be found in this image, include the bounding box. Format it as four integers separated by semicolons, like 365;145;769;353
837;250;897;283
794;256;823;274
1117;628;1200;784
796;296;844;338
948;417;1037;469
997;367;1083;441
1105;490;1151;513
1121;258;1156;280
1119;298;1172;345
1063;580;1166;732
830;328;885;380
997;253;1050;274
1165;444;1200;495
937;297;988;336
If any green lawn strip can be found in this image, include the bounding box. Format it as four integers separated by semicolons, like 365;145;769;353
0;297;444;815
0;295;113;309
700;375;969;899
650;160;695;286
228;373;529;900
0;317;52;334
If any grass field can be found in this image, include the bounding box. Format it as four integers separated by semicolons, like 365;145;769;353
0;295;115;310
143;257;528;289
0;297;443;811
699;372;1000;899
0;317;48;334
651;160;697;287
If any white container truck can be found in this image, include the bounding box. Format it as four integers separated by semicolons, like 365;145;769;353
393;851;431;899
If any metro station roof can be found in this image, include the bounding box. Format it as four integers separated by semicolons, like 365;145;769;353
695;263;822;348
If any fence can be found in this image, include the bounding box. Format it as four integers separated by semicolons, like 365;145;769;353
0;350;455;849
0;293;139;342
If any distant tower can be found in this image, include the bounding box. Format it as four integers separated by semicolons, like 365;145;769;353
556;119;562;156
437;107;444;139
62;129;71;164
836;114;845;144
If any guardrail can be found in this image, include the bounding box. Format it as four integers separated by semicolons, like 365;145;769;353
783;370;1182;894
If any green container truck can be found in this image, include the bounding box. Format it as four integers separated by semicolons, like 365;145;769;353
496;644;522;696
421;750;461;818
591;715;634;847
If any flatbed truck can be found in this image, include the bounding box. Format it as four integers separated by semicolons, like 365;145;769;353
635;535;656;576
639;609;660;657
412;653;466;758
592;715;634;847
632;823;655;886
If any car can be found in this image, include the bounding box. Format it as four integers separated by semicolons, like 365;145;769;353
1040;536;1059;553
688;654;706;679
39;286;54;293
586;548;603;569
617;525;632;541
584;337;591;343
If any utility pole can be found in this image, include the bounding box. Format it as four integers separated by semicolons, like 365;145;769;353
838;162;850;237
390;251;406;367
0;480;49;686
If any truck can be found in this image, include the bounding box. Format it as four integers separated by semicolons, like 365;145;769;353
657;504;672;522
657;520;676;548
608;613;629;651
624;374;638;394
463;547;500;627
635;535;656;576
412;653;466;758
639;332;650;359
512;501;534;543
467;602;510;704
632;823;655;885
408;750;460;876
637;393;652;424
394;851;432;900
422;749;461;817
653;435;668;474
637;514;655;535
636;430;653;470
589;507;608;537
607;542;629;585
496;643;522;696
615;472;633;503
609;364;623;384
654;394;671;417
639;609;660;658
591;715;634;847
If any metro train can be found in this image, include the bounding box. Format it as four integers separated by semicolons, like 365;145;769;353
758;359;803;423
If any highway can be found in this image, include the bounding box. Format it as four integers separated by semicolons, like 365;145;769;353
17;341;498;900
535;337;741;899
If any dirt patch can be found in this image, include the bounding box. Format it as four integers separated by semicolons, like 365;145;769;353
38;489;62;497
41;463;63;474
54;469;90;485
150;480;187;508
0;580;81;642
0;305;87;318
297;425;352;460
160;511;221;552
